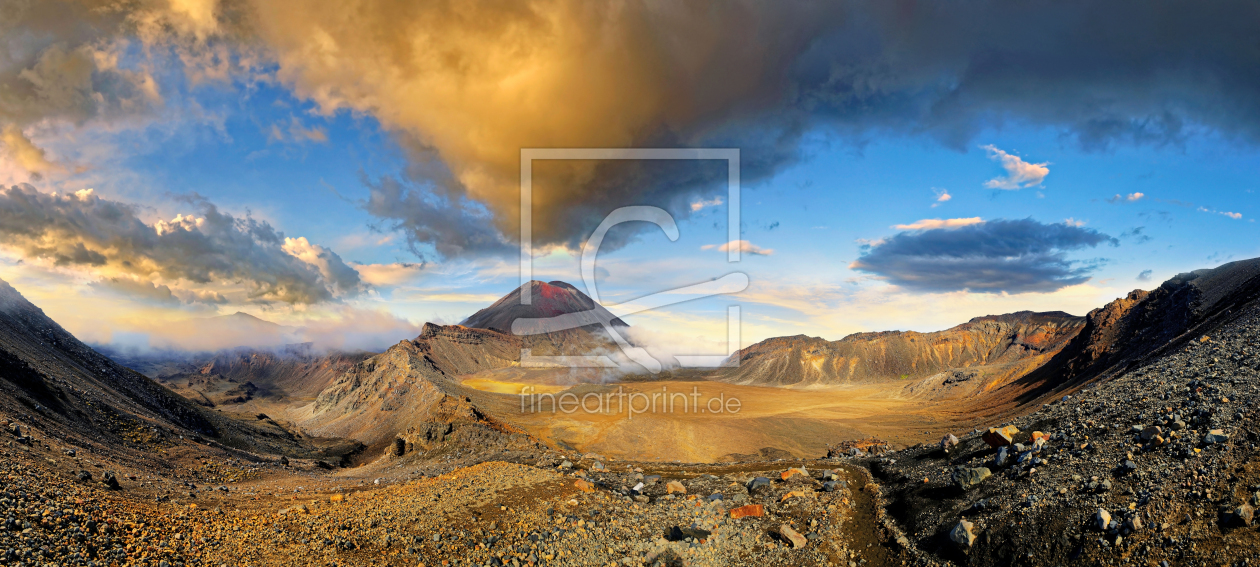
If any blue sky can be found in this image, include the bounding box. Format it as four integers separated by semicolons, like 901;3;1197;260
1;0;1258;355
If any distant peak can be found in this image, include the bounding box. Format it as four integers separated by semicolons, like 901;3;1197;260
461;280;626;332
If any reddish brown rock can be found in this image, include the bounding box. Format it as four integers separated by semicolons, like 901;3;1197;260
730;505;764;519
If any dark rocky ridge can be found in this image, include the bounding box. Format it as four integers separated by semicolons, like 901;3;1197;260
861;259;1260;566
0;278;347;462
980;257;1260;412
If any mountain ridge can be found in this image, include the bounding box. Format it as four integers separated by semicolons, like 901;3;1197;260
720;310;1087;388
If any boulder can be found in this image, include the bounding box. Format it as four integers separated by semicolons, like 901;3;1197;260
982;426;1020;448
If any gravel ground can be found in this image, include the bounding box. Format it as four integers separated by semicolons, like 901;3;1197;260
0;430;883;567
862;299;1260;566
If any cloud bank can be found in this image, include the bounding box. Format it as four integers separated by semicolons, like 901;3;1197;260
850;219;1118;293
702;240;774;256
0;184;361;304
892;217;983;231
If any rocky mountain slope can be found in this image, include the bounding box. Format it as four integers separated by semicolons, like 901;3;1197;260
0;278;349;463
947;258;1260;420
860;259;1260;566
720;311;1086;388
300;323;555;459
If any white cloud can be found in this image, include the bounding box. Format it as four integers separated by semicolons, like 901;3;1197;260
892;217;984;230
690;196;723;212
352;262;426;287
1107;192;1145;203
982;145;1049;189
701;240;773;256
1197;206;1244;220
931;188;951;208
1064;217;1086;227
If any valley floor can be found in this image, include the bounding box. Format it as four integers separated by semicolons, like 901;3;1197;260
0;432;895;567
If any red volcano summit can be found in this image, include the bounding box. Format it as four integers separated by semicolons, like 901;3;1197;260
460;280;628;335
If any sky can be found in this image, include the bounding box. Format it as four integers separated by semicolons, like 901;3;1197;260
0;0;1258;357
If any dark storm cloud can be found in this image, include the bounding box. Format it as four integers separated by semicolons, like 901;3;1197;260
850;219;1119;293
7;1;1260;259
349;0;1260;257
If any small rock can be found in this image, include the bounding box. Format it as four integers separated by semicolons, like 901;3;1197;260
559;460;573;469
781;467;808;480
730;504;764;519
666;480;687;494
994;446;1011;468
1204;429;1229;444
779;524;807;548
574;479;594;493
1229;503;1254;527
950;520;976;547
951;467;991;491
1140;426;1163;441
101;471;120;490
940;434;959;452
1095;508;1112;531
746;477;772;491
664;526;711;542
